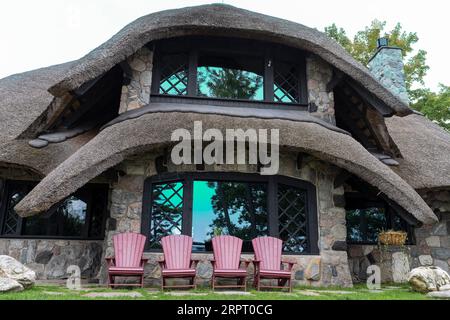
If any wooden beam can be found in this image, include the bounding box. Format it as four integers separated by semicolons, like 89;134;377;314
326;70;344;93
346;80;393;116
334;170;352;188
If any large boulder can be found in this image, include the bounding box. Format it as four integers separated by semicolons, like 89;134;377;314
0;255;36;288
408;266;450;292
0;277;24;293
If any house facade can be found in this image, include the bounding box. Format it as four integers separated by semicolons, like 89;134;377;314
0;4;449;287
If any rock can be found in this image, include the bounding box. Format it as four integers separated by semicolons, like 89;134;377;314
0;255;36;288
419;255;433;266
83;292;143;298
427;291;450;299
408;266;450;292
0;277;24;292
295;270;304;280
439;284;450;291
425;236;441;247
434;259;449;273
431;248;450;260
305;257;321;281
35;251;53;264
392;252;410;283
28;139;49;148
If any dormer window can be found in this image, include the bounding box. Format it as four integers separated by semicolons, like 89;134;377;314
151;37;307;108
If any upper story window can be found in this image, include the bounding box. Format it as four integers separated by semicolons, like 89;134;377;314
0;181;109;239
151;37;308;107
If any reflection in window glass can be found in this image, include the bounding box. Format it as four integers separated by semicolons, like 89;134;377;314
274;61;300;103
192;181;268;252
346;207;387;243
23;196;87;237
197;54;263;101
150;182;184;249
159;53;188;96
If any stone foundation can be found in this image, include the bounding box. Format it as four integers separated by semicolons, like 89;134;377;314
0;239;103;280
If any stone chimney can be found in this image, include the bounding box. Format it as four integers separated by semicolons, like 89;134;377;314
368;38;409;105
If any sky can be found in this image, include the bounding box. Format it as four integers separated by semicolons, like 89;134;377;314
0;0;448;91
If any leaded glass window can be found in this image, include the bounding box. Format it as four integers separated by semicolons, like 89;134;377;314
0;181;108;239
274;61;301;103
159;53;188;96
149;181;184;249
278;184;308;253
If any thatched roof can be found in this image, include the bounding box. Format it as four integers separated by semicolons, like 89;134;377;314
9;3;408;136
14;112;437;224
386;114;450;190
0;62;74;139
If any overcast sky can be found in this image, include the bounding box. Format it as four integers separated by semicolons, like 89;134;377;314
1;0;448;90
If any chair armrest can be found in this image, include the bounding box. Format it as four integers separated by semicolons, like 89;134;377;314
140;257;149;267
190;258;201;268
158;258;166;269
240;259;251;268
281;260;297;271
105;257;115;267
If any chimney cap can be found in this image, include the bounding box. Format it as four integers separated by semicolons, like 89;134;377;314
377;37;389;48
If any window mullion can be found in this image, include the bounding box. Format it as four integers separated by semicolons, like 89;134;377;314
187;50;198;97
268;177;279;237
264;49;274;102
182;177;193;236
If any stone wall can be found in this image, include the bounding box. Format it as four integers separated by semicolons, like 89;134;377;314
368;47;409;105
100;150;353;287
306;56;335;125
119;47;153;114
413;189;450;272
348;189;450;283
0;239;103;280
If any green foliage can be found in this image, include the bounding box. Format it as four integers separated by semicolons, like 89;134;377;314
325;21;449;131
412;84;450;131
325;20;429;92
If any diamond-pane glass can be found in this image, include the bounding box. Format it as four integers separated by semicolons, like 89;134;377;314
274;61;300;103
2;183;34;235
278;184;308;253
159;53;188;96
150;182;184;249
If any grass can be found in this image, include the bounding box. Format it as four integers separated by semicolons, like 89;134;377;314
0;283;436;300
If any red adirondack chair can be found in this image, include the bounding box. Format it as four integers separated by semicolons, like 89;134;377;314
252;236;296;292
106;232;148;288
211;235;249;291
159;235;199;290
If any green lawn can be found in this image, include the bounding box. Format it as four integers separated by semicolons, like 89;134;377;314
0;284;435;300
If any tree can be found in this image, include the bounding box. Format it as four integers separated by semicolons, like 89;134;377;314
198;67;262;100
325;21;449;131
325;20;429;94
412;84;450;131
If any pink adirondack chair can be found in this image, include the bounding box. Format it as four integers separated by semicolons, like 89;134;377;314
159;235;199;290
106;232;148;288
211;236;249;291
252;236;296;292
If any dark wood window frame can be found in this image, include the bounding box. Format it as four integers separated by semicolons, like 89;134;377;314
0;180;109;240
345;194;415;245
142;172;319;255
150;36;308;109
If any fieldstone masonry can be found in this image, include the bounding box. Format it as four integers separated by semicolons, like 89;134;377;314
307;56;335;124
368;46;409;105
119;47;153;114
0;239;102;280
99;150;353;287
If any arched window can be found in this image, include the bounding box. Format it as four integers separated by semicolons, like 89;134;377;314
142;173;318;255
151;37;308;108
